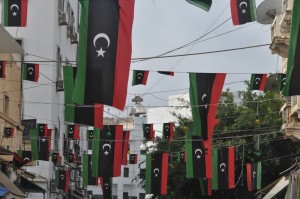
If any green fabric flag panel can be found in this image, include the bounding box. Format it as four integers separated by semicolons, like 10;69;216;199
186;0;212;12
282;0;300;96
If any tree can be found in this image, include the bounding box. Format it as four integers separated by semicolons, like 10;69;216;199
136;85;300;199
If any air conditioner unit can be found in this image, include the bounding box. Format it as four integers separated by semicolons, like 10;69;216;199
56;80;64;91
67;25;74;38
71;33;79;44
59;12;68;26
70;170;79;182
50;180;58;193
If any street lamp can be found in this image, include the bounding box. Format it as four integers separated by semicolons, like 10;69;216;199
129;96;146;117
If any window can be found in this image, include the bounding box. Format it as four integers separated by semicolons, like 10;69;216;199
3;93;9;115
123;192;129;199
58;0;64;12
15;39;23;47
139;193;145;199
123;167;129;177
56;46;62;81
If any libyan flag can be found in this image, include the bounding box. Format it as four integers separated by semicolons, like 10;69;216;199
129;154;138;164
189;73;226;140
178;151;186;163
246;162;262;191
162;123;174;141
186;0;212;12
277;73;286;92
72;0;135;110
249;74;267;91
100;177;112;199
4;127;14;138
55;170;69;192
212;147;235;190
92;126;123;177
121;131;130;165
67;124;80;140
22;63;39;82
30;128;51;161
158;71;174;76
0;61;6;78
199;178;212;196
132;70;149;86
4;0;28;27
282;0;300;96
37;123;48;137
143;124;155;141
230;0;256;25
50;152;60;165
82;154;98;186
146;152;168;195
64;66;104;128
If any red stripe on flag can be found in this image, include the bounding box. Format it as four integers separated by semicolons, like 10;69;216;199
21;0;28;27
142;71;149;85
150;124;155;141
207;178;212;196
100;177;104;191
34;64;39;82
3;61;6;79
169;123;174;141
207;74;226;140
161;153;168;195
134;154;138;164
259;74;267;91
122;131;130;165
113;0;135;110
228;147;235;189
204;140;212;179
74;125;80;139
246;163;253;191
65;170;69;192
94;104;104;129
230;0;239;25
113;125;123;176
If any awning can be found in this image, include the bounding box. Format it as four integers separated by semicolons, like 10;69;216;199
0;24;24;54
0;146;14;162
15;175;46;194
0;170;25;198
262;176;289;199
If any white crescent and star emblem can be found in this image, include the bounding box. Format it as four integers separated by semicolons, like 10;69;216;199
194;149;203;159
6;128;11;134
28;67;34;75
253;171;256;178
282;78;286;86
220;163;227;172
181;153;184;158
255;77;261;85
10;4;19;16
104;183;109;190
41;137;46;142
137;73;143;79
60;174;65;180
93;33;110;57
69;127;74;134
24;157;30;161
165;126;169;132
102;143;111;155
239;1;248;14
153;168;160;177
202;94;208;109
145;127;150;133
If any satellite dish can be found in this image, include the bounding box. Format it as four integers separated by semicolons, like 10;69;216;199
264;73;277;92
256;0;283;24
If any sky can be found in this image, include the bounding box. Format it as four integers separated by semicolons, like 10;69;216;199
112;0;280;116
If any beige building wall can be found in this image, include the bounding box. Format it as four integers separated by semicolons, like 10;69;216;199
0;53;23;152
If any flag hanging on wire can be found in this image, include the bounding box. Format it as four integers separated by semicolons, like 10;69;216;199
230;0;256;25
72;0;135;110
212;147;235;190
189;73;226;140
249;74;267;91
121;131;130;165
129;154;138;164
143;124;155;141
162;122;174;141
92;126;123;177
282;0;300;96
277;73;286;92
83;154;98;186
63;66;104;128
100;177;112;199
146;152;168;195
0;61;6;78
55;170;69;192
178;151;186;163
67;124;80;140
50;152;60;165
132;70;149;86
22;63;39;82
17;150;32;163
246;161;262;191
158;71;174;76
37;123;48;137
3;0;28;27
13;151;32;169
186;0;212;12
199;178;212;196
4;127;14;138
30;128;51;161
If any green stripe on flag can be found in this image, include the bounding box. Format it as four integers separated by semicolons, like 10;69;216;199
146;153;152;194
17;150;22;157
257;162;262;190
212;148;218;190
189;73;201;137
249;74;255;90
72;0;89;104
249;0;257;21
186;0;211;11
4;0;8;26
199;178;206;195
22;64;27;80
92;128;101;177
132;71;137;86
55;170;59;188
186;132;193;178
63;66;75;122
30;128;39;160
